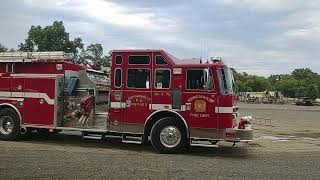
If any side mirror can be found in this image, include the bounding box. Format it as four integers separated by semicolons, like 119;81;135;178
203;68;213;90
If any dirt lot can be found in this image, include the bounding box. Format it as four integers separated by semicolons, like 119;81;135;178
0;103;320;179
238;103;320;153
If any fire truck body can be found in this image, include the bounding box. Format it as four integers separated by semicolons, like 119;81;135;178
0;50;252;153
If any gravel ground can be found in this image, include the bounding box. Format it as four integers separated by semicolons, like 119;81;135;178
0;134;319;180
0;103;320;180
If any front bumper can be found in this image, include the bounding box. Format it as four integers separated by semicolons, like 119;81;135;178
225;128;253;142
235;128;253;141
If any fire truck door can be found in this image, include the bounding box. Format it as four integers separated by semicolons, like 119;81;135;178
22;77;56;126
119;54;152;133
181;69;219;129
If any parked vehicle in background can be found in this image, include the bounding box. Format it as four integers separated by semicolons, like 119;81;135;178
237;91;285;104
296;97;315;106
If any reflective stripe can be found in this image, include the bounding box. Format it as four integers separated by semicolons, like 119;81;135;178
215;107;233;113
110;102;234;114
110;102;126;109
0;91;55;105
0;92;11;97
0;97;24;101
10;74;60;78
149;104;172;110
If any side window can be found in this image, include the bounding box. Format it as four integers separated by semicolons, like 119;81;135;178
186;69;213;90
155;69;170;89
116;56;122;64
155;55;168;65
127;69;150;88
114;69;122;88
128;56;150;65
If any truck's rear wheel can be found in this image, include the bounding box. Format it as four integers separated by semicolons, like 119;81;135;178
150;117;188;153
0;108;20;140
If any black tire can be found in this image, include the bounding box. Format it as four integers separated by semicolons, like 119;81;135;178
150;117;188;154
0;108;21;140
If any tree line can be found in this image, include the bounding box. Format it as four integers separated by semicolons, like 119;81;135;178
1;21;319;99
232;68;320;99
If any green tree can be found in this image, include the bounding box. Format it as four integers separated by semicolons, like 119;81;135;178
306;84;319;99
77;44;111;67
295;87;307;98
232;69;272;92
292;68;316;80
18;21;84;58
232;68;320;98
274;76;298;97
0;43;8;52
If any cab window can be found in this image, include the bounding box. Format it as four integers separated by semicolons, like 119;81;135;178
218;68;234;95
115;56;122;64
155;69;170;89
186;69;213;90
129;56;150;65
127;69;150;88
114;69;121;88
155;55;168;65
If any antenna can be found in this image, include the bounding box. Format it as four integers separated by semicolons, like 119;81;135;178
205;40;209;63
200;39;203;62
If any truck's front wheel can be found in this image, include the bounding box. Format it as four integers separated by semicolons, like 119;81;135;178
0;108;20;140
150;117;188;153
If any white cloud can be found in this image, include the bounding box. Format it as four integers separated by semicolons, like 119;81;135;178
22;0;179;32
23;0;64;7
214;0;312;12
2;0;319;76
282;10;320;41
284;27;320;40
267;8;320;50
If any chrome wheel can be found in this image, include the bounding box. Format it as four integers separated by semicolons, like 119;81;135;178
0;116;14;135
159;126;181;148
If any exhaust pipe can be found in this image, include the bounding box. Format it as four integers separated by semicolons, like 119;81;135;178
20;127;28;135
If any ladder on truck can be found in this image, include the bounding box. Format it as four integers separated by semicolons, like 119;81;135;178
0;51;73;63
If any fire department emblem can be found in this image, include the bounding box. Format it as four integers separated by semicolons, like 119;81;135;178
114;92;122;101
194;100;206;112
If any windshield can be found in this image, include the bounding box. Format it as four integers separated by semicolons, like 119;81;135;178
218;68;235;95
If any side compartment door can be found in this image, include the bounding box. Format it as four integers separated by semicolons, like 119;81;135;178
22;77;56;126
0;76;11;93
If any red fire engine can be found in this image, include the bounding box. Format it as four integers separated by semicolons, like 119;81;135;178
0;50;252;153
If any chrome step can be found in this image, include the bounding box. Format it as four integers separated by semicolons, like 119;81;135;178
190;139;219;148
190;143;219;148
81;132;143;144
122;135;142;144
94;112;109;116
82;134;103;140
82;133;122;140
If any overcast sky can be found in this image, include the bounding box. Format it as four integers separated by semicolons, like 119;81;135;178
0;0;319;76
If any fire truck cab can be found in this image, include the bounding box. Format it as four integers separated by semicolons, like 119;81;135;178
0;50;252;153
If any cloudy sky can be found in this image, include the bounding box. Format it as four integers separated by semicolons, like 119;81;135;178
0;0;319;76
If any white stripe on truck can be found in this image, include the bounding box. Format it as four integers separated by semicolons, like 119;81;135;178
0;91;55;105
215;107;234;113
